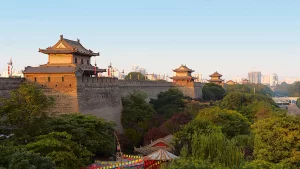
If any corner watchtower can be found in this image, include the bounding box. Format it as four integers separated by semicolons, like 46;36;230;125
208;71;224;86
24;35;106;77
170;65;195;86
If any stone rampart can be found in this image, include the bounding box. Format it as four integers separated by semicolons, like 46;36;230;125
0;77;203;133
76;77;123;132
0;78;24;98
118;80;174;99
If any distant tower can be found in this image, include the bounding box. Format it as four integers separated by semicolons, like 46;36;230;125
108;62;112;77
7;58;13;77
208;71;225;86
170;64;195;86
248;71;261;84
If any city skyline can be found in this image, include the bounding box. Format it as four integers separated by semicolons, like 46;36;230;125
0;1;299;80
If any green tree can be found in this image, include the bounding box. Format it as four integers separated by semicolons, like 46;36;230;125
202;83;225;101
124;72;147;80
192;132;244;168
195;107;251;138
173;120;220;154
297;98;300;109
164;158;229;169
45;114;115;156
173;107;251;155
227;84;274;97
288;81;300;97
8;151;55;169
184;100;209;118
168;132;243;169
242;160;291;169
220;92;280;122
252;115;300;167
121;91;155;147
150;88;185;118
0;146;55;169
0;83;54;142
274;82;290;97
26;132;92;169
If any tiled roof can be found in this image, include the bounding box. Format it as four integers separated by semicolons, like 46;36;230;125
173;65;194;72
134;147;158;155
63;38;93;54
134;135;174;155
144;149;179;161
39;35;99;56
226;80;235;83
162;135;174;143
209;71;222;77
23;65;106;74
23;66;76;74
77;64;106;72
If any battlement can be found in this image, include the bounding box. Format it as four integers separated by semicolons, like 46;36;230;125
118;80;173;87
0;77;24;90
77;77;118;87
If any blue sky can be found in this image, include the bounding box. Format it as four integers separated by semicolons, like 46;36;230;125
0;0;299;81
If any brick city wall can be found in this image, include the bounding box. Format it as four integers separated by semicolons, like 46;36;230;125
25;74;79;114
0;77;24;98
76;77;124;132
0;77;203;133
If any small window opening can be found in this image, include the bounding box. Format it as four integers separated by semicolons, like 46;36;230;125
75;58;77;64
81;59;83;64
48;77;51;82
62;77;64;82
34;77;37;82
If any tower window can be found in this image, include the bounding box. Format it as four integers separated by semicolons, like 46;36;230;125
62;77;64;82
75;58;77;64
34;77;37;82
81;59;83;64
48;77;51;82
87;60;89;65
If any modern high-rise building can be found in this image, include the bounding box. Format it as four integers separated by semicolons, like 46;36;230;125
261;75;270;86
193;73;202;82
270;73;278;87
248;71;261;84
132;64;146;75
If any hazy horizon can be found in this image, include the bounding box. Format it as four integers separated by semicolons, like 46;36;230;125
0;0;299;81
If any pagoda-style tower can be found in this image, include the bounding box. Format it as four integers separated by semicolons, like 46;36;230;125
208;71;224;86
170;65;195;86
24;35;106;77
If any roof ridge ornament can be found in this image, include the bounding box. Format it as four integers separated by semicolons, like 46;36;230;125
60;34;63;40
77;38;80;43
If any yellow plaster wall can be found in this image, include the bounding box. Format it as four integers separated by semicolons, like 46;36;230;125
176;72;189;76
211;76;220;80
49;54;72;64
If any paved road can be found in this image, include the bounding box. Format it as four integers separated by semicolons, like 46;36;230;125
287;104;300;116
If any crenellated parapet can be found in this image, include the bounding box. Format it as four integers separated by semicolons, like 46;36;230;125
77;77;118;88
0;76;203;133
118;80;173;87
0;77;24;90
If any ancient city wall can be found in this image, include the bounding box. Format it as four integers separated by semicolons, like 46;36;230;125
25;75;79;114
118;80;203;100
118;80;173;99
76;77;124;132
0;77;24;98
0;77;203;133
